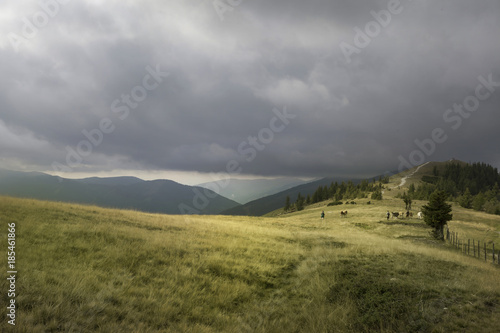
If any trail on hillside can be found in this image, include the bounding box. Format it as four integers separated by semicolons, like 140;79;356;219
390;162;430;189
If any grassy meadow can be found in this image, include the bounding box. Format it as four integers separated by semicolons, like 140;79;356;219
1;191;499;332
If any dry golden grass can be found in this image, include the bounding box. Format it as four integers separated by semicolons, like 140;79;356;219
0;195;499;332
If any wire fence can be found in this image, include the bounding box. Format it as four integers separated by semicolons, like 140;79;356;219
445;227;499;265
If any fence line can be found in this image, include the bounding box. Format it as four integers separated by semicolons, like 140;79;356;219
445;227;499;265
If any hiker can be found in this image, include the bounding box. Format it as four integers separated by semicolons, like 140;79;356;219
321;211;325;220
386;211;390;220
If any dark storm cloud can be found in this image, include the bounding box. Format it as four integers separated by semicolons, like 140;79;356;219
1;0;499;178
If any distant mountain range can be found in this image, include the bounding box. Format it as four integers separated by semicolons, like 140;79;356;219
196;177;313;204
0;169;239;215
0;169;390;217
7;164;468;217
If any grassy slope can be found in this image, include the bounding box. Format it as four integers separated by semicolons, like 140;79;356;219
0;193;499;333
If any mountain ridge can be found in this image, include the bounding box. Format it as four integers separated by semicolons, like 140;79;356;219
0;169;240;215
2;159;495;217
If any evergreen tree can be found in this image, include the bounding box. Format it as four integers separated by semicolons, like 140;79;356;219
402;191;412;210
484;188;497;202
422;190;453;240
371;188;383;200
484;199;500;215
408;183;415;196
458;188;472;209
329;182;338;198
472;192;486;211
284;195;291;212
295;193;305;211
335;189;343;202
324;185;330;199
492;182;500;198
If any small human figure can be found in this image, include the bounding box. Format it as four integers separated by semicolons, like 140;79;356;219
321;211;325;220
386;211;390;220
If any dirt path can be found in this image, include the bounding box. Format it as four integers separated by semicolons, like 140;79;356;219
390;162;430;189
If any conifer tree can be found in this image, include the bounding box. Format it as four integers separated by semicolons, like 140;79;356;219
295;193;305;211
422;190;452;240
402;191;412;210
458;188;472;209
370;188;383;200
408;183;415;196
472;193;486;211
284;195;291;212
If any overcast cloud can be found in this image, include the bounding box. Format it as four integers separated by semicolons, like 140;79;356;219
1;0;499;183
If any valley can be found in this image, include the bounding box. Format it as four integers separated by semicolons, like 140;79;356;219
1;175;498;332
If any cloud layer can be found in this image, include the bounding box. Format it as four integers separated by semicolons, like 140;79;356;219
1;0;499;180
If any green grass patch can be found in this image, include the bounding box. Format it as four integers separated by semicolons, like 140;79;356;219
327;254;500;332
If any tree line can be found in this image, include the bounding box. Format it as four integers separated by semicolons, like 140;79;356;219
398;162;500;215
284;176;388;213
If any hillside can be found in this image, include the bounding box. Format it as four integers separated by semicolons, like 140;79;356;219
1;195;498;332
0;169;240;215
221;177;355;216
383;160;500;214
389;159;476;191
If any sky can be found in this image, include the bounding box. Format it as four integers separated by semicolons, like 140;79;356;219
1;0;499;185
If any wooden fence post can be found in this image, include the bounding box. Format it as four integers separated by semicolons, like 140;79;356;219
484;242;487;261
493;243;495;264
468;239;470;256
473;239;476;257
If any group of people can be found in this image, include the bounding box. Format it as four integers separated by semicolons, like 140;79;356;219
386;211;419;220
319;210;419;221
